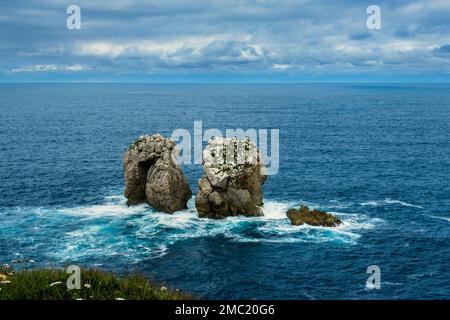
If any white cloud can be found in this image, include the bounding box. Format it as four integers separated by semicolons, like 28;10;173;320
11;64;88;73
272;64;290;71
74;34;253;58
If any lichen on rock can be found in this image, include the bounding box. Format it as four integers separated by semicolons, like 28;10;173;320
195;137;266;219
123;134;192;213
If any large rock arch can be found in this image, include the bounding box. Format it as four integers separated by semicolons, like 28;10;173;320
123;134;192;213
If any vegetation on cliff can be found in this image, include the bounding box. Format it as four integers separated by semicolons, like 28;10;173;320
0;265;191;300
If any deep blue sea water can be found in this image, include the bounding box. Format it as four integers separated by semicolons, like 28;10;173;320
0;83;449;299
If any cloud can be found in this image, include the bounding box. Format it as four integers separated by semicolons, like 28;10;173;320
164;40;263;67
435;44;450;53
11;64;88;73
1;0;450;80
272;64;290;71
74;34;253;56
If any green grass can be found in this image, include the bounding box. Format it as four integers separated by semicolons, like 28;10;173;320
0;265;192;300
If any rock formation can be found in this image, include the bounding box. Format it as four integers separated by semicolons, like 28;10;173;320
286;205;341;227
195;137;266;219
123;134;192;213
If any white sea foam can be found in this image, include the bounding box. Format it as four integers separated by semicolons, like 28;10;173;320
59;201;148;218
359;198;423;209
261;201;292;219
48;195;385;263
66;225;102;237
327;200;353;209
429;215;450;222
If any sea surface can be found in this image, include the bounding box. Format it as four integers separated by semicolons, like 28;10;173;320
0;83;449;299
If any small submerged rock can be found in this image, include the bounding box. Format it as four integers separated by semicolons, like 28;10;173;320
123;134;192;213
286;205;341;227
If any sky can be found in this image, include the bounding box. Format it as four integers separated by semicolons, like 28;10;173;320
1;0;450;82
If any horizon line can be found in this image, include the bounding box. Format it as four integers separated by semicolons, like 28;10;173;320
1;81;450;84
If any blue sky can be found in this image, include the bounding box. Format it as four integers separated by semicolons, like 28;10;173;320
1;0;450;82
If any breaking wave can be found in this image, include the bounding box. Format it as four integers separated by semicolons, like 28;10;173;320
30;194;385;264
429;215;450;223
359;199;423;209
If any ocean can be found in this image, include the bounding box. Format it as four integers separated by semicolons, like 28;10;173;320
0;83;449;299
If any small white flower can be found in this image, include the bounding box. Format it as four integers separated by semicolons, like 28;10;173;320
84;284;91;289
115;298;125;300
49;281;63;287
76;298;83;300
0;280;11;284
160;286;167;291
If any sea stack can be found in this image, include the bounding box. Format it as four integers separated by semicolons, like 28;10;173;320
195;137;267;219
123;134;192;213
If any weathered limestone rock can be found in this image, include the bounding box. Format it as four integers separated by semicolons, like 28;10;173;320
123;134;192;213
195;137;266;219
286;205;342;227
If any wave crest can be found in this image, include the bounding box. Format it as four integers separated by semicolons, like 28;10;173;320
42;195;386;263
359;198;422;209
